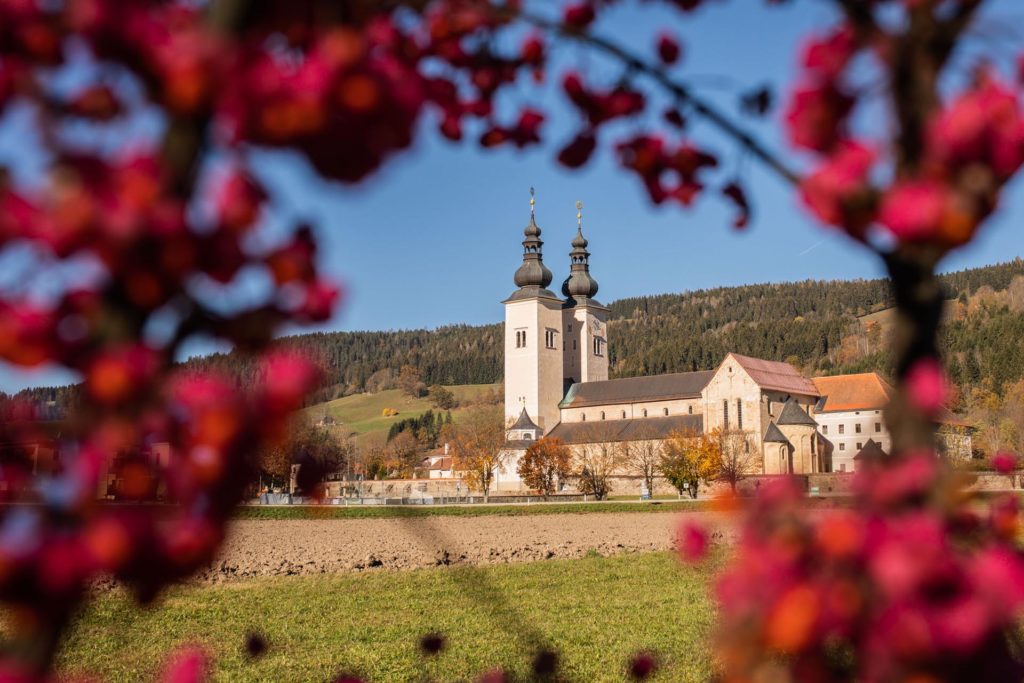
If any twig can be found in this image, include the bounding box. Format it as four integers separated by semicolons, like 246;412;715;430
500;6;802;187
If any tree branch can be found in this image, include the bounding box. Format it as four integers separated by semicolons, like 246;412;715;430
502;7;802;187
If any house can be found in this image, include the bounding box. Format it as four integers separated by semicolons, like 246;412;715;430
812;373;893;472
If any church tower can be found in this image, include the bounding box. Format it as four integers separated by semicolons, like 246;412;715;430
562;201;609;386
503;189;565;435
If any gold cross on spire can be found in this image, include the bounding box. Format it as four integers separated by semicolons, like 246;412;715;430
529;186;535;218
576;200;583;230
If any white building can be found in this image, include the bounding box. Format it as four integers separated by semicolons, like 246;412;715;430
497;192;972;493
811;373;893;472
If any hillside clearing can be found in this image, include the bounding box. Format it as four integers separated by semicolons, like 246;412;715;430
301;383;500;441
58;553;718;682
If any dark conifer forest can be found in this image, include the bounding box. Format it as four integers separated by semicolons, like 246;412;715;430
6;259;1024;417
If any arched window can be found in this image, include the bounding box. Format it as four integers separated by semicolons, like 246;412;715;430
600;411;605;420
581;413;586;422
688;405;693;415
642;409;648;418
663;407;669;416
621;410;626;419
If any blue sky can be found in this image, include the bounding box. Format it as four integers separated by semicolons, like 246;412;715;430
3;1;1024;392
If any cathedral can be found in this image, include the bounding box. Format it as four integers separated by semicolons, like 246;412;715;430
494;192;968;493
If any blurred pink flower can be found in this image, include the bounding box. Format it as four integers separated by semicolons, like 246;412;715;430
992;451;1018;474
905;358;949;414
677;521;709;563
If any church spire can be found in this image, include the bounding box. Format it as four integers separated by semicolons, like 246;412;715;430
562;200;599;301
513;187;554;290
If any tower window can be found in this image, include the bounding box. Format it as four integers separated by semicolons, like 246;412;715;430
593;337;604;357
545;329;557;349
642;409;648;417
581;413;586;422
515;329;528;348
600;411;605;420
573;340;577;350
688;405;693;415
663;408;669;416
621;410;626;419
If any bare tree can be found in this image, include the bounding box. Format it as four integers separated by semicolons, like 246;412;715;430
575;424;627;500
714;428;759;494
622;423;663;496
447;405;508;502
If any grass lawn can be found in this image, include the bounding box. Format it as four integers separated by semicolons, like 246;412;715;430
234;500;714;520
57;553;717;682
302;384;500;440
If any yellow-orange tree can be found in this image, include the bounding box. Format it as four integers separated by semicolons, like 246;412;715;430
517;437;572;498
660;429;720;499
446;405;507;501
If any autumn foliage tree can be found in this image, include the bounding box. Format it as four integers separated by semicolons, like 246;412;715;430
446;405;507;501
517;437;572;498
398;365;427;398
659;429;719;499
383;430;422;479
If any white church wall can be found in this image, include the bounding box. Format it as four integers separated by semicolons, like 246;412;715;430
559;397;703;423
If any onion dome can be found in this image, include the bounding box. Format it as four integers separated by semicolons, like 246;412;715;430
513;188;554;289
561;200;599;300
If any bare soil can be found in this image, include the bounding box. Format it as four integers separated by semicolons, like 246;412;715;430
193;511;736;583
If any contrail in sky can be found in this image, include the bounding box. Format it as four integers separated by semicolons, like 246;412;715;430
797;239;825;257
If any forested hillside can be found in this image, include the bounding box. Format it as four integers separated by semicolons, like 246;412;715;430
6;259;1024;418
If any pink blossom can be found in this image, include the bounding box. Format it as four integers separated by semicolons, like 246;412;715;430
656;34;681;65
905;358;949;414
856;450;937;506
161;647;206;683
969;547;1024;619
929;72;1024;179
260;352;321;416
800;139;875;230
677;521;709;562
802;24;857;80
784;81;853;152
991;450;1018;474
877;180;948;242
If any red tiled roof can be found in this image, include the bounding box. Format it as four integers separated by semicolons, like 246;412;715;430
728;353;820;396
812;373;894;412
812;373;972;428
